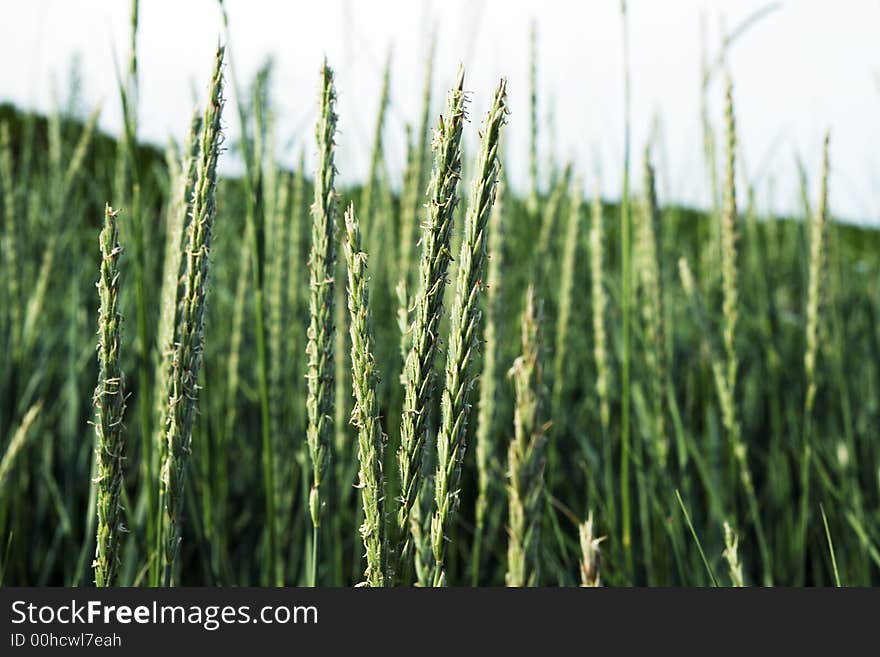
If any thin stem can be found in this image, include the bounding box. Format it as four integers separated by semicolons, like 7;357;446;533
619;0;633;564
675;490;718;587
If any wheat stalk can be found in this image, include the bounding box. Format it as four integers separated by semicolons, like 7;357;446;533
93;204;127;587
410;450;435;587
637;149;667;466
393;67;466;580
619;0;635;561
305;59;339;586
152;109;201;576
471;180;505;584
0;122;21;356
20;240;55;358
527;20;539;216
0;403;42;491
158;44;225;586
59;108;102;205
578;512;604;587
430;79;507;586
342;203;387;587
799;131;830;583
551;175;582;418
590;181;610;434
721;77;739;395
505;286;546;587
720;80;771;583
723;521;745;587
804;132;830;415
535;163;572;266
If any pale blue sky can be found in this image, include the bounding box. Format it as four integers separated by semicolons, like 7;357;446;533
0;0;878;223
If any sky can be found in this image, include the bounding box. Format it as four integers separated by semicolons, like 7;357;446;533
0;0;878;223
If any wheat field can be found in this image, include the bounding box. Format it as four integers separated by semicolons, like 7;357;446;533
0;1;879;587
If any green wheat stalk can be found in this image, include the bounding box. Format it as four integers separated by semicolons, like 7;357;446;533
249;63;279;586
799;131;830;581
342;202;388;587
551;175;582;419
471;180;505;585
505;286;547;587
151;110;201;582
305;59;339;587
0;122;21;356
430;79;508;586
535;163;572;266
721;78;738;395
93;204;127;587
722;521;745;586
115;2;153;555
590;181;610;435
0;403;42;492
59;107;102;203
527;20;539;216
619;0;634;560
637;149;667;466
393;67;466;580
157;45;225;586
20;242;55;358
699;14;721;289
720;79;771;583
331;56;370;559
590;180;615;533
804;132;830;416
410;451;435;587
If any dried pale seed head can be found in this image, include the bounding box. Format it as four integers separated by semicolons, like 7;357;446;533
721;75;739;394
590;180;610;433
804;131;830;414
678;257;696;297
579;512;604;587
723;521;744;587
